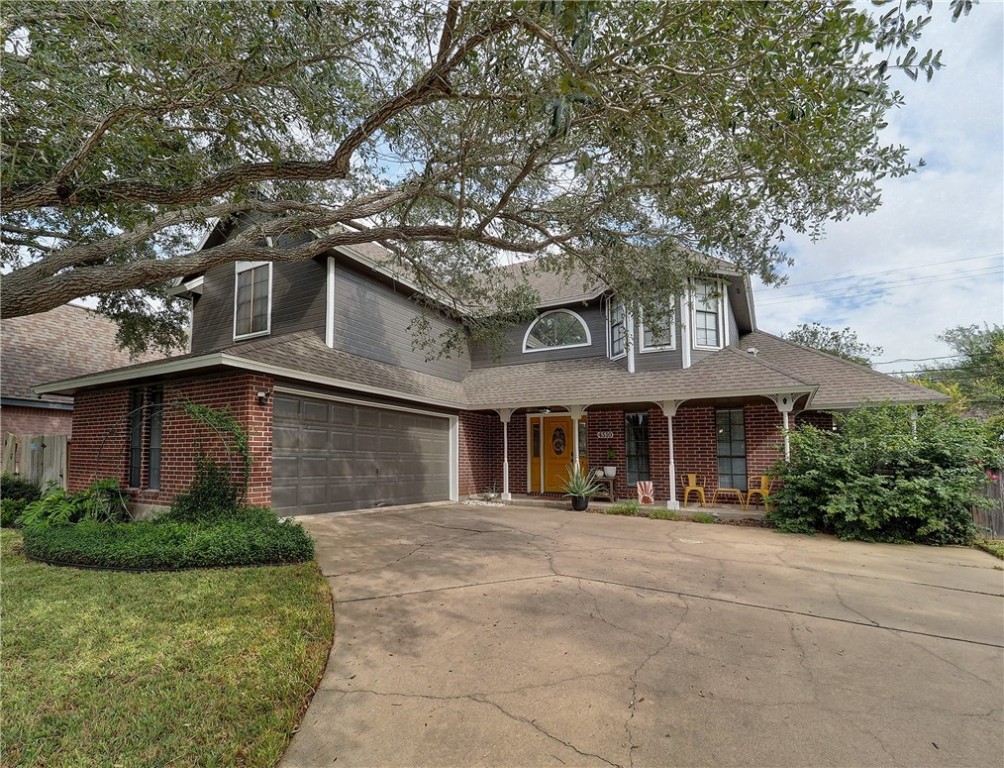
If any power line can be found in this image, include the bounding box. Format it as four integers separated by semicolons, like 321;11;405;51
874;354;964;365
758;265;1002;306
770;252;1004;291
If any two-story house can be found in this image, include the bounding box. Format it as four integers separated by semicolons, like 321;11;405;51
36;228;946;516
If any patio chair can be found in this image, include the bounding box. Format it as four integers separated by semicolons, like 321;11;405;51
680;474;706;507
636;480;655;505
746;475;774;510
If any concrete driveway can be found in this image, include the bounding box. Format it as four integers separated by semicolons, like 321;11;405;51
281;504;1004;768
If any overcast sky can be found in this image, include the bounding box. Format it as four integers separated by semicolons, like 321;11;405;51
752;2;1004;376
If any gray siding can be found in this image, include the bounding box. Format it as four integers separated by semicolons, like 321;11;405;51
634;298;684;372
469;304;608;368
191;258;326;354
727;301;740;347
332;263;470;382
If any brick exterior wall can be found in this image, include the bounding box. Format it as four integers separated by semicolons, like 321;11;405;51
796;410;836;430
458;411;501;496
1;406;74;439
69;372;273;508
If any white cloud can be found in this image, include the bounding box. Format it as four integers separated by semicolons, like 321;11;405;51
753;3;1004;374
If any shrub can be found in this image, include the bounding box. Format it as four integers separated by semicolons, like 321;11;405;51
1;498;28;528
17;479;132;529
648;508;679;521
19;488;78;529
1;473;41;502
22;515;315;569
690;511;717;524
769;405;1000;545
167;456;240;523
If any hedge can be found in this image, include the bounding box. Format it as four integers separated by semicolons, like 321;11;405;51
23;518;315;570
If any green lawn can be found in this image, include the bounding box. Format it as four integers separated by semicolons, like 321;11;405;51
1;529;333;767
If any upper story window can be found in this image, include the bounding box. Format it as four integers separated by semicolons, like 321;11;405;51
234;261;272;339
692;281;723;349
523;309;591;352
608;300;626;359
640;306;676;352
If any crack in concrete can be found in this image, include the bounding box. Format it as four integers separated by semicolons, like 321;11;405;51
888;629;1001;689
473;694;622;768
828;574;881;627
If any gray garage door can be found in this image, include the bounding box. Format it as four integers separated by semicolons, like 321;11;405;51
272;393;451;515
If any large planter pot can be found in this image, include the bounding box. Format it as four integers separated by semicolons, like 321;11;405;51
603;466;617;478
571;495;589;511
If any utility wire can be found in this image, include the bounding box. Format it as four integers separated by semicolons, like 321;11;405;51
770;252;1004;291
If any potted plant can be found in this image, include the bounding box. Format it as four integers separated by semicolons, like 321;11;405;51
604;448;618;478
561;464;600;511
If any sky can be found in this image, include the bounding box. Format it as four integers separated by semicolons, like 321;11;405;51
751;2;1004;377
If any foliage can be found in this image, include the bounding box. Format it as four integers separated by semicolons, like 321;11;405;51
167;455;241;523
17;479;132;529
1;498;28;528
648;508;680;521
560;464;600;498
782;323;883;367
769;404;1001;544
974;539;1004;560
1;529;332;768
22;514;315;569
0;1;972;354
604;500;641;516
690;512;718;524
913;324;1004;417
180;402;252;492
1;473;41;502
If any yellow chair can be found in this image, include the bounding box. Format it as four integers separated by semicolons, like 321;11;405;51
746;475;774;510
680;474;706;507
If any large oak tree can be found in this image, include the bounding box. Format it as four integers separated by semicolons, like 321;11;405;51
0;0;971;353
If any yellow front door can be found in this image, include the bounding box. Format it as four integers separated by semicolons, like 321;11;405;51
543;417;573;492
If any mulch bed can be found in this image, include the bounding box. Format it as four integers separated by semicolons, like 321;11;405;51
718;518;776;528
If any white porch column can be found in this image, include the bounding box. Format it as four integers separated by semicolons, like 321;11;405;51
769;394;798;461
566;404;588;466
495;408;515;501
657;400;682;510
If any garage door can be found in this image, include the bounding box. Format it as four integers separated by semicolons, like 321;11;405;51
272;393;452;515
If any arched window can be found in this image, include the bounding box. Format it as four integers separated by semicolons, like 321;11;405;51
522;309;591;352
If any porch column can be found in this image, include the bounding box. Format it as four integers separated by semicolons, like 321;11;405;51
566;404;588;466
769;394;798;460
657;400;682;510
495;408;515;501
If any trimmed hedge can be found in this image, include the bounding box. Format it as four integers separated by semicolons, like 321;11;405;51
23;517;315;570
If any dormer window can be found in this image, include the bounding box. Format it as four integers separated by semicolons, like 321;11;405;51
640;307;676;352
234;261;272;339
608;300;626;359
523;309;591;352
692;281;723;350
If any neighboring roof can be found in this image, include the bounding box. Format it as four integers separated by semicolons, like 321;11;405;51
738;331;948;410
2;304;169;406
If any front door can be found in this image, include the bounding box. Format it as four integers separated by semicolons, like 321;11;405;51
528;415;587;493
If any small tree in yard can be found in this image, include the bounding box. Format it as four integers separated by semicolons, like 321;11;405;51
769;404;1002;545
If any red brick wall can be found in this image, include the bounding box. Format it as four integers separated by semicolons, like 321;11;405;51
458;411;501;496
796;410;836;430
0;406;74;439
69;372;273;507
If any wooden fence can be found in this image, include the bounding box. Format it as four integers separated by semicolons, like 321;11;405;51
973;473;1004;540
2;433;68;490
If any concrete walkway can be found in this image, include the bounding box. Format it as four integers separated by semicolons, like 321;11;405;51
282;504;1004;768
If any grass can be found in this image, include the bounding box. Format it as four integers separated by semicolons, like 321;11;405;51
1;529;333;768
689;511;718;524
974;538;1004;559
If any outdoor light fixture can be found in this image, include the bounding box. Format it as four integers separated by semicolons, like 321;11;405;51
257;390;270;406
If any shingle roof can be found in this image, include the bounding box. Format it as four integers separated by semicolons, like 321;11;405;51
2;304;168;405
738;330;948;409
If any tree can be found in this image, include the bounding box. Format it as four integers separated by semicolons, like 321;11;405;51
0;0;973;353
782;323;883;367
914;324;1004;417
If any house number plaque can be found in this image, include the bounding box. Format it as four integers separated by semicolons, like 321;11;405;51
596;430;614;439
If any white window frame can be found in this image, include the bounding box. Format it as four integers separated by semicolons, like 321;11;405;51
607;298;626;360
691;280;724;351
522;309;592;353
638;304;677;353
233;260;273;340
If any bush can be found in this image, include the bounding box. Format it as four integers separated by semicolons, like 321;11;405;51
167;456;240;523
17;479;131;529
1;473;41;502
22;514;315;569
769;405;1000;545
1;498;28;528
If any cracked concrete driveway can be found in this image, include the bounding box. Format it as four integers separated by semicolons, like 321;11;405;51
280;504;1004;768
